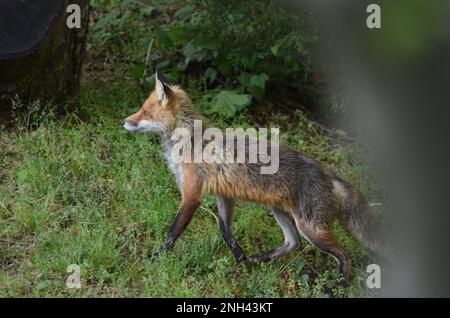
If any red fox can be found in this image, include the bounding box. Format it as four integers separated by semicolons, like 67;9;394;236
123;70;386;284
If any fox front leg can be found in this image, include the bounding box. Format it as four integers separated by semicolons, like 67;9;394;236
159;199;201;252
216;195;246;263
149;200;201;260
152;164;203;258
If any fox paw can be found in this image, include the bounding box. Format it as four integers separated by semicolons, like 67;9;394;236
233;253;246;264
148;251;162;262
338;275;350;287
247;254;265;264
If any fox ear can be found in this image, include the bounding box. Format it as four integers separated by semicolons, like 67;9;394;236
155;69;173;104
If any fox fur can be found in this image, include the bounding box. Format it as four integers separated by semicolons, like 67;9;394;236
123;70;387;284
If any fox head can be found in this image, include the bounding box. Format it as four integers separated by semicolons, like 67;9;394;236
123;69;180;134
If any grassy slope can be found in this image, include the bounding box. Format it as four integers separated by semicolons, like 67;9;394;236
0;3;380;298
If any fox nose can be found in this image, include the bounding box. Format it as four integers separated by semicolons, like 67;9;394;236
121;119;137;126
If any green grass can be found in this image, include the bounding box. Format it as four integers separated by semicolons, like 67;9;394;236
0;82;378;298
0;1;382;297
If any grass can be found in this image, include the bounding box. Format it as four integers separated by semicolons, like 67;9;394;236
0;1;382;298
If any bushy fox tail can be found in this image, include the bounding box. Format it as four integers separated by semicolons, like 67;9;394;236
336;179;390;259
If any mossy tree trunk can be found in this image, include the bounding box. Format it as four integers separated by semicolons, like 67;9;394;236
0;0;90;124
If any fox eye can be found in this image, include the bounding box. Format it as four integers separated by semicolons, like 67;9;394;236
143;111;150;116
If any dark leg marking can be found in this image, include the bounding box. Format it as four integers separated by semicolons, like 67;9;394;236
216;195;246;263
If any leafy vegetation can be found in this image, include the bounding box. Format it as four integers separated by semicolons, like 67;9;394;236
90;0;318;117
0;0;381;297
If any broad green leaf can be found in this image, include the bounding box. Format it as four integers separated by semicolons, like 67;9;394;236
204;68;217;85
174;4;196;20
139;6;155;17
166;25;196;46
182;44;208;63
238;73;269;99
211;90;251;117
250;73;269;90
271;44;280;56
155;30;173;47
249;73;269;99
237;72;251;87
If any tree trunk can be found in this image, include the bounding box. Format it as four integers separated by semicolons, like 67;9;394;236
0;0;90;125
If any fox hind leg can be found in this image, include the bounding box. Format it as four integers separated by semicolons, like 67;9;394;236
293;216;352;285
248;208;301;263
216;195;246;263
